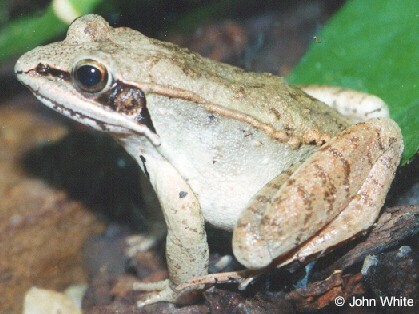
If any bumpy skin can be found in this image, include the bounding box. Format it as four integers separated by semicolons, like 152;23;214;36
15;15;403;306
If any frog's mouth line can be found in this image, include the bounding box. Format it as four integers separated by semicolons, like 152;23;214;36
21;80;145;138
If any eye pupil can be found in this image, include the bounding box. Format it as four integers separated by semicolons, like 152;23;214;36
76;65;102;87
72;60;109;92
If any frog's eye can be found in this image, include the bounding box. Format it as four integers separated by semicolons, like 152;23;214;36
72;59;110;93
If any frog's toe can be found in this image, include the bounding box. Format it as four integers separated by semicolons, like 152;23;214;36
137;287;177;307
134;279;176;307
133;279;170;291
134;279;202;307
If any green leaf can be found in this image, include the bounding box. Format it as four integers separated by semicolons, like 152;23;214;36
0;0;102;63
288;0;418;164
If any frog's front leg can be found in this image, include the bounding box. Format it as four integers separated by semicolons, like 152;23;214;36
233;118;403;269
133;157;209;306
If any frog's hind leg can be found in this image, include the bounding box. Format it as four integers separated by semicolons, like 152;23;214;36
301;86;389;123
233;118;403;269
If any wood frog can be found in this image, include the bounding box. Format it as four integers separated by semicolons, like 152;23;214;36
15;15;403;306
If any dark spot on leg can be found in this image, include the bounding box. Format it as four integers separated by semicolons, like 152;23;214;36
140;155;149;178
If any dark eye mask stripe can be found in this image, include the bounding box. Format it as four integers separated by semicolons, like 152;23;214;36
34;63;71;81
22;63;157;135
96;80;157;134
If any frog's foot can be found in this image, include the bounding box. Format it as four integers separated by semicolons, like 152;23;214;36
301;86;390;123
133;279;175;307
176;269;264;291
133;279;203;307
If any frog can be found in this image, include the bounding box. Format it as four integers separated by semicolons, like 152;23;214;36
15;15;403;306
